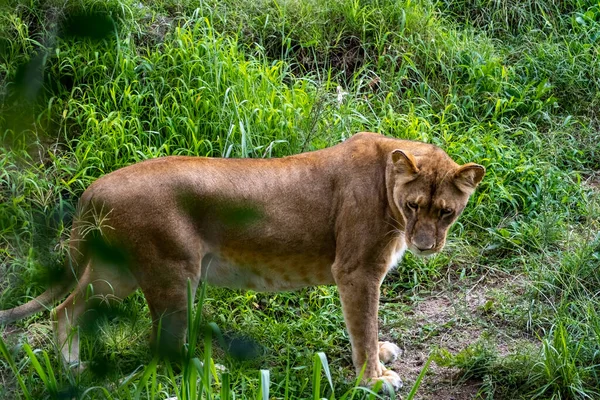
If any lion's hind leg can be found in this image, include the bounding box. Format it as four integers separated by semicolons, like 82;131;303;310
53;257;138;371
136;258;204;361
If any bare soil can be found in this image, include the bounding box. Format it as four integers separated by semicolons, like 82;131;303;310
382;272;537;399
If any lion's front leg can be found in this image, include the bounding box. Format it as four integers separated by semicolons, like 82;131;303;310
334;267;403;392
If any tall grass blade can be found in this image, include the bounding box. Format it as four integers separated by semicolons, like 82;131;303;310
187;357;198;400
220;372;231;400
317;352;334;393
0;335;32;399
366;380;383;400
340;363;371;400
259;369;270;400
312;352;334;399
22;344;52;391
406;353;433;400
133;357;159;400
203;325;213;400
42;351;59;394
312;352;322;400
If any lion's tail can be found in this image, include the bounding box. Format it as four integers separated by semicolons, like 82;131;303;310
0;278;76;324
0;219;87;325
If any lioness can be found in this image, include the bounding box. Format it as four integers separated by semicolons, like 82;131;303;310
0;132;484;390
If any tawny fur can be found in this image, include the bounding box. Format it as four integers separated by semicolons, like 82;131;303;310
0;132;484;390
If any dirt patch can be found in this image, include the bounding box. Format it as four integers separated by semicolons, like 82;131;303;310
585;173;600;190
381;273;536;399
393;292;484;400
396;347;481;400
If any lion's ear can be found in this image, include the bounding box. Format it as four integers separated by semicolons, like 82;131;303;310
391;149;419;175
454;163;485;193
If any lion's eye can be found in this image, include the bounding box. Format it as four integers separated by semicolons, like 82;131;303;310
407;202;419;211
440;208;454;217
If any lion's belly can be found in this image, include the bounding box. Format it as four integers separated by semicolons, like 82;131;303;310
201;251;335;291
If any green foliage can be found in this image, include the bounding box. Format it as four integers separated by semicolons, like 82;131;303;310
1;0;600;398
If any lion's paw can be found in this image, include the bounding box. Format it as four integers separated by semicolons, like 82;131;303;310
369;368;403;394
378;341;401;364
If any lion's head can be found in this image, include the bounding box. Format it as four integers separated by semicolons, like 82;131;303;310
387;147;485;256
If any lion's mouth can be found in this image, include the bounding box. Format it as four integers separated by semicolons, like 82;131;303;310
407;244;438;257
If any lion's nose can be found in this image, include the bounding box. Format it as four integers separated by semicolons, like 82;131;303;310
413;234;435;252
416;243;435;252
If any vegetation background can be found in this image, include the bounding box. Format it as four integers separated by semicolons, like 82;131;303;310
1;0;599;398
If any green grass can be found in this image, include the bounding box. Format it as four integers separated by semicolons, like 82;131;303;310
1;0;600;398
